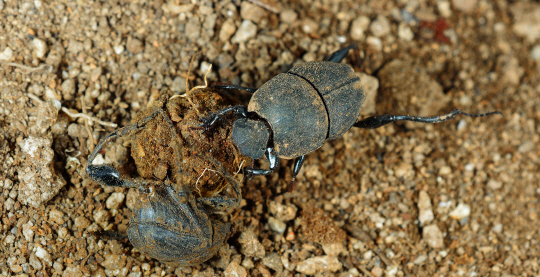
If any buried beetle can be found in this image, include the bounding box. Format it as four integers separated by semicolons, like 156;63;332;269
202;44;501;190
86;108;242;266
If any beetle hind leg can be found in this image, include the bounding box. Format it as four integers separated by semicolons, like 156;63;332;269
353;109;502;129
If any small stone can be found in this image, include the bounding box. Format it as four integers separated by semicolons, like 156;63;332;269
93;209;111;226
67;123;88;138
224;261;247;277
30;253;42;270
231;20;257;43
350;16;371;41
32;38;48;59
35;245;52;266
487;179;503;190
413;254;427;264
449;203;471;220
268;201;297;221
423;224;444;248
114;45;124;55
322;243;346;256
101;254;127;270
57;227;68;239
280;9;297;25
385;265;399;277
74;216;91;230
302;19;319;34
0;47;14;61
45;88;61;101
394;162;413;178
240;1;267;24
439;166;452;175
518;141;534;153
531;45;540;62
437;1;452;17
171;76;187;94
268;217;286;234
219;18;237;42
238;229;265;258
370;15;391;37
262;253;283;272
126;37;143;54
49;209;65;225
295;256;342;275
418;191;434;225
452;0;478;13
90;67;102;82
398;23;414;41
366;36;383;51
61;79;75;96
357;72;379;115
126;188;139;210
22;220;34;241
106;192;125;209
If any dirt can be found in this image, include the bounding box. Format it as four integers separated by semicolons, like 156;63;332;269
1;0;539;276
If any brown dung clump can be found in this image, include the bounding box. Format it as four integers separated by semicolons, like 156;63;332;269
130;87;248;197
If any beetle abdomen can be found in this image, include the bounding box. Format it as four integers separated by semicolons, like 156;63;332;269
248;73;328;159
289;61;365;140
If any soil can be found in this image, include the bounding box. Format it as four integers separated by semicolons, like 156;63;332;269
1;0;539;276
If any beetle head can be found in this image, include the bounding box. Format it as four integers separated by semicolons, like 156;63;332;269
231;118;270;159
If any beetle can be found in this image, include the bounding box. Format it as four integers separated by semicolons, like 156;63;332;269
86;109;242;266
201;44;501;189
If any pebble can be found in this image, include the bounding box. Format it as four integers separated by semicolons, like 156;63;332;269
126;37;144;54
449;203;471;220
452;0;478;13
418;191;434;225
439;166;452;175
219;18;237;42
61;79;75;98
350;16;370;41
74;216;91;230
90;67;102;82
487;179;502;190
32;38;48;59
262;253;283;272
238;229;265;258
398;23;414;41
370;15;391;37
240;1;267;24
35;246;52;266
322;243;346;256
29;253;42;270
93;209;111;226
67;123;88;138
394;162;412;178
385;265;399;277
423;224;444;248
301;19;319;34
231;20;257;43
268;217;286;233
437;1;452;17
518;141;534;153
366;36;383;51
106;192;125;209
413;254;428;264
357;72;379;115
101;254;127;270
22;220;34;241
45;88;61;101
49;209;65;225
224;261;247;277
0;47;13;61
280;9;297;25
268;201;297;221
113;44;124;55
295;256;342;275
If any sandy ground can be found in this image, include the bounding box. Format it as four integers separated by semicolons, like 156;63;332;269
1;0;540;276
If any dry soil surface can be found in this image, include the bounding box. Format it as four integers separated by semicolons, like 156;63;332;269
1;0;540;276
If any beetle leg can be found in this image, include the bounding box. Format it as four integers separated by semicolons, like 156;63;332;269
325;44;359;63
86;164;141;188
200;105;249;131
353;109;502;129
197;155;243;210
245;147;280;176
288;155;306;192
211;83;258;94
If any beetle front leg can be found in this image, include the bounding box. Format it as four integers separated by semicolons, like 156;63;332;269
287;155;306;192
200;105;249;131
245;147;280;177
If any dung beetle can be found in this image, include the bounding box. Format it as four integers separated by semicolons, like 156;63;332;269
86;109;241;266
202;44;501;189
